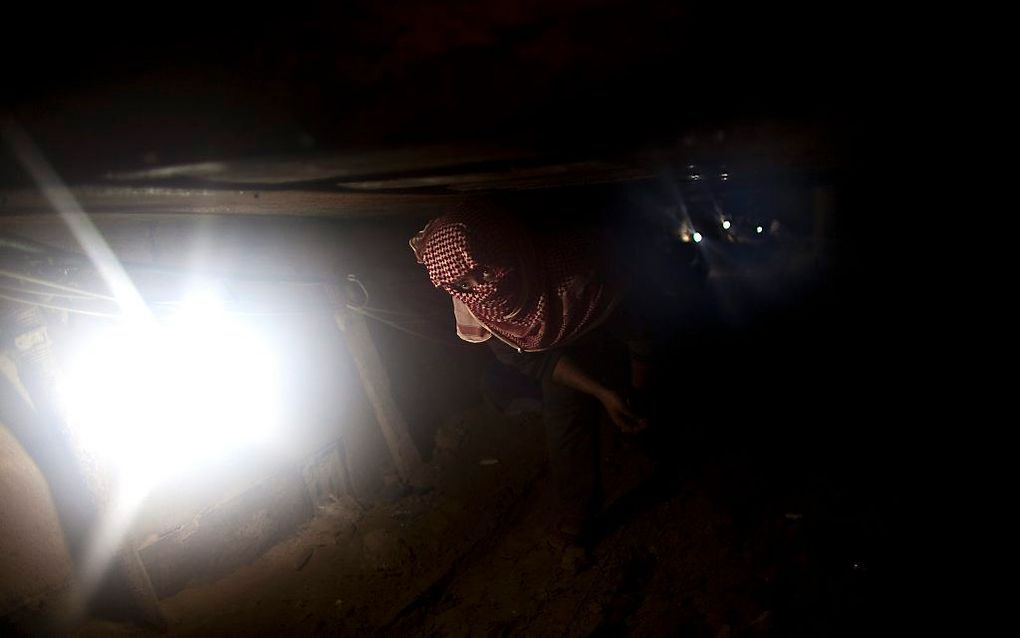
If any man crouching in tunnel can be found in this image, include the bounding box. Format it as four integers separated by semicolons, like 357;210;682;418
411;201;658;569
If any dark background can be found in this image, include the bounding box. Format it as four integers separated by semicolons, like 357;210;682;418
2;3;869;172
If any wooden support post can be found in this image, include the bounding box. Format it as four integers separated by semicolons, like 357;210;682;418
327;285;431;488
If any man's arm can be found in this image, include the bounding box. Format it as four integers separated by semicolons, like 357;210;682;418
552;355;648;433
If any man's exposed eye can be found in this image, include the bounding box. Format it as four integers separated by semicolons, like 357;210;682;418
453;278;474;292
479;268;497;283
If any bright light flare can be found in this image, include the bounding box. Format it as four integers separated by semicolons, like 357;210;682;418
756;226;764;234
60;295;282;486
693;232;703;243
5;123;285;611
721;220;731;230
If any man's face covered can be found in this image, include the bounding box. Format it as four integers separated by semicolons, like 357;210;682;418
412;208;612;352
415;213;526;320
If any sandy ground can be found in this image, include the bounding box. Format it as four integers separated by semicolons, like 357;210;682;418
75;398;889;637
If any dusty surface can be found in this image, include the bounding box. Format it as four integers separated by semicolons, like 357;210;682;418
72;391;889;637
0;424;73;623
76;402;546;636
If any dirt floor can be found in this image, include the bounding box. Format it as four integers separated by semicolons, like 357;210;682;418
76;394;890;637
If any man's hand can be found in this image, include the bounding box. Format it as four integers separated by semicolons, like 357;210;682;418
598;389;649;434
551;355;649;433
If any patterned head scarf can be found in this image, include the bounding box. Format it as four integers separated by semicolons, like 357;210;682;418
412;208;614;351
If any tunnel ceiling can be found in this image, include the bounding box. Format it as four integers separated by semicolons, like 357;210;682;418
2;2;853;216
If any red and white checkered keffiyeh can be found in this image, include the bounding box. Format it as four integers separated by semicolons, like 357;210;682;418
411;209;614;352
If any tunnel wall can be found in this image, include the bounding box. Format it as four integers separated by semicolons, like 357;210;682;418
0;423;73;623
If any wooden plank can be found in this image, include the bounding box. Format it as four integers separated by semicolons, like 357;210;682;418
337;160;658;191
327;285;430;488
138;467;314;598
0;186;460;221
104;145;535;185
